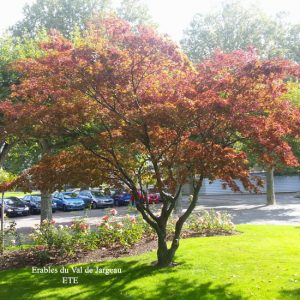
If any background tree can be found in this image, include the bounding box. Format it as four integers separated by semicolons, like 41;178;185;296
181;1;289;63
10;0;154;39
2;143;40;174
11;0;112;38
0;32;76;221
4;19;300;267
0;34;46;167
0;169;16;255
181;0;300;205
117;0;155;27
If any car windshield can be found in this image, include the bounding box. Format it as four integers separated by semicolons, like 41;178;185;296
91;191;105;197
31;196;41;202
4;198;23;206
63;193;78;199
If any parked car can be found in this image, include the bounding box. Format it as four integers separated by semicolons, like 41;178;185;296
52;192;85;211
147;189;161;203
147;192;160;204
112;191;131;206
22;194;56;214
78;190;114;208
70;188;81;195
0;197;30;217
130;190;160;205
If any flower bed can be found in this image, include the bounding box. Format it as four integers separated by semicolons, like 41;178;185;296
0;209;237;270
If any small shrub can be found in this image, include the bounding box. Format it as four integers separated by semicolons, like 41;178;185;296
118;215;144;247
187;210;235;234
1;220;22;249
136;215;156;239
166;216;178;236
33;245;50;264
96;210;144;248
30;220;74;256
70;218;98;251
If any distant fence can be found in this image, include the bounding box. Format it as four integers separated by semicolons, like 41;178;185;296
182;173;300;195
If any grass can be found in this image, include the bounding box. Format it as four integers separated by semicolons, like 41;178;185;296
5;244;32;251
3;191;40;198
1;225;300;300
3;191;27;198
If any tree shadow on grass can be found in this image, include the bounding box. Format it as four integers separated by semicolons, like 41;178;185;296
280;288;300;299
0;259;247;300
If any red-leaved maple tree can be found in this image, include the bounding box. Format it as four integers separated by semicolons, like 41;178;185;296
1;18;300;266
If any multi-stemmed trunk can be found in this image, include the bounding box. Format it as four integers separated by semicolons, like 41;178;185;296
137;180;202;268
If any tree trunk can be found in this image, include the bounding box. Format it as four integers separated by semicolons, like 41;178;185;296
174;186;183;216
0;142;13;168
156;239;175;268
1;191;4;255
156;226;177;267
39;139;53;223
156;180;203;267
266;167;276;205
40;190;52;222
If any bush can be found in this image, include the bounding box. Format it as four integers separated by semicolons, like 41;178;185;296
29;208;235;262
0;219;23;249
31;220;75;256
70;218;98;251
97;210;144;248
187;209;235;234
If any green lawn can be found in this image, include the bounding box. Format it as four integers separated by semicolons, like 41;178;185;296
1;225;300;300
3;191;28;198
3;191;40;198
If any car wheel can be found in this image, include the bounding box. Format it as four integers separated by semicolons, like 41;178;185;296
63;205;68;212
52;209;56;213
92;202;97;209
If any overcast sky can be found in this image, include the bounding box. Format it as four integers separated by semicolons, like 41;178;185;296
1;0;300;41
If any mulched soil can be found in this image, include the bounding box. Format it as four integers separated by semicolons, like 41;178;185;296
0;230;239;271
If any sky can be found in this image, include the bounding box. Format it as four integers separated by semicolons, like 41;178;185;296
1;0;300;41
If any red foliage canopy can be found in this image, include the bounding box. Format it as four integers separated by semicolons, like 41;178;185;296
1;17;300;194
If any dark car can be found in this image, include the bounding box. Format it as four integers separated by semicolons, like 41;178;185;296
112;191;131;206
0;197;30;217
22;194;57;214
78;190;114;208
53;192;85;211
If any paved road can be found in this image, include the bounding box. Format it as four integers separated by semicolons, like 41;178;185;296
194;193;300;225
9;193;300;234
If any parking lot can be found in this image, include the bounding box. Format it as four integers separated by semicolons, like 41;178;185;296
10;192;300;235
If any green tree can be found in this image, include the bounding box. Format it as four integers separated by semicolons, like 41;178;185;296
117;0;155;27
11;0;112;38
3;143;41;175
0;34;46;166
0;34;55;221
181;1;288;63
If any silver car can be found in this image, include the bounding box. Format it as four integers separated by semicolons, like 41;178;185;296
78;190;114;209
